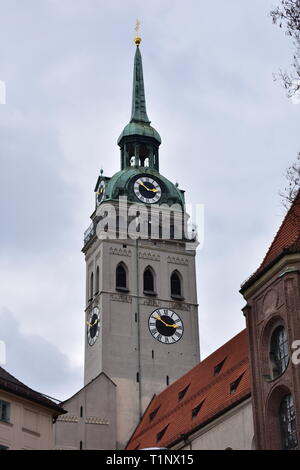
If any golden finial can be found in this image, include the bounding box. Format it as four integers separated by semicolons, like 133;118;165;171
134;19;142;46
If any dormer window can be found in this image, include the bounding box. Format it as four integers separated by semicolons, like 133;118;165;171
214;358;226;376
230;373;245;394
149;406;160;422
192;400;205;419
156;425;169;443
178;384;190;401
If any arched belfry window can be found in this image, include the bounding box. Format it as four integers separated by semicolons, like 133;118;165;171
171;271;183;299
270;326;289;378
90;272;94;300
95;266;100;294
116;263;128;291
143;267;156;295
279;394;298;450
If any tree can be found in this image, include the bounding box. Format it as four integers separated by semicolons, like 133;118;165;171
280;152;300;210
271;0;300;100
271;2;300;210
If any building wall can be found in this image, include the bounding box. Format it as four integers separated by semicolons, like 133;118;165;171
243;255;300;449
54;372;116;450
84;235;200;448
172;398;254;450
0;390;55;450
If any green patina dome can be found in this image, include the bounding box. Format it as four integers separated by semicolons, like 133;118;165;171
117;121;161;145
104;167;184;207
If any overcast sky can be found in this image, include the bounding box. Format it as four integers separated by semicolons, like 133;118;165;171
0;0;299;401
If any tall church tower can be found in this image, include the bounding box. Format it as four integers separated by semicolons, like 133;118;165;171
82;34;200;449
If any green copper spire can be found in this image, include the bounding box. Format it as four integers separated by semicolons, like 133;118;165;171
117;31;161;170
130;46;150;124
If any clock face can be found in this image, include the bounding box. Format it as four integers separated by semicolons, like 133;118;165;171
96;180;106;206
148;308;184;344
133;176;162;204
87;307;100;346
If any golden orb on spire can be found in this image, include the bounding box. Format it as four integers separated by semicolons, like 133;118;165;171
134;19;142;46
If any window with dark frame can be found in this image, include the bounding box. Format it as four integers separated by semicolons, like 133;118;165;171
171;271;182;298
279;394;298;450
143;267;155;294
90;272;94;300
270;326;289;377
0;400;10;423
95;266;100;294
116;263;127;290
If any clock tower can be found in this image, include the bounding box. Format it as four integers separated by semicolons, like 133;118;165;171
82;34;200;449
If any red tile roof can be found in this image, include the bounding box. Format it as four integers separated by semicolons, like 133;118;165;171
0;367;66;415
126;329;250;449
241;192;300;292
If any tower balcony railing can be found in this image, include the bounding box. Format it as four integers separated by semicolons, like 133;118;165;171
84;223;96;245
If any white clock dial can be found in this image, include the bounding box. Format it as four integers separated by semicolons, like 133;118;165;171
134;176;162;204
87;307;100;346
148;308;184;344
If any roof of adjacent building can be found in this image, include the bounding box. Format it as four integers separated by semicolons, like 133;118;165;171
241;191;300;293
126;329;250;450
0;367;66;415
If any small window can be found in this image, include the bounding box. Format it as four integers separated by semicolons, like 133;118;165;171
230;373;245;394
214;358;226;376
95;267;100;294
90;272;94;300
270;326;289;378
143;267;155;294
116;263;128;291
192;400;205;419
80;406;83;418
280;394;298;450
166;375;169;386
156;425;169;443
0;400;10;423
171;271;182;298
149;406;160;422
178;384;190;401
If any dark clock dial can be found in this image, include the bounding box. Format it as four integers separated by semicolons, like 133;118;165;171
96;180;106;206
148;308;184;344
133;176;162;204
87;307;100;346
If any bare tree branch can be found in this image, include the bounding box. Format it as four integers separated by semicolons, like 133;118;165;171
271;0;300;98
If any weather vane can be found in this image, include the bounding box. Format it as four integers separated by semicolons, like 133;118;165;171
134;19;142;46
